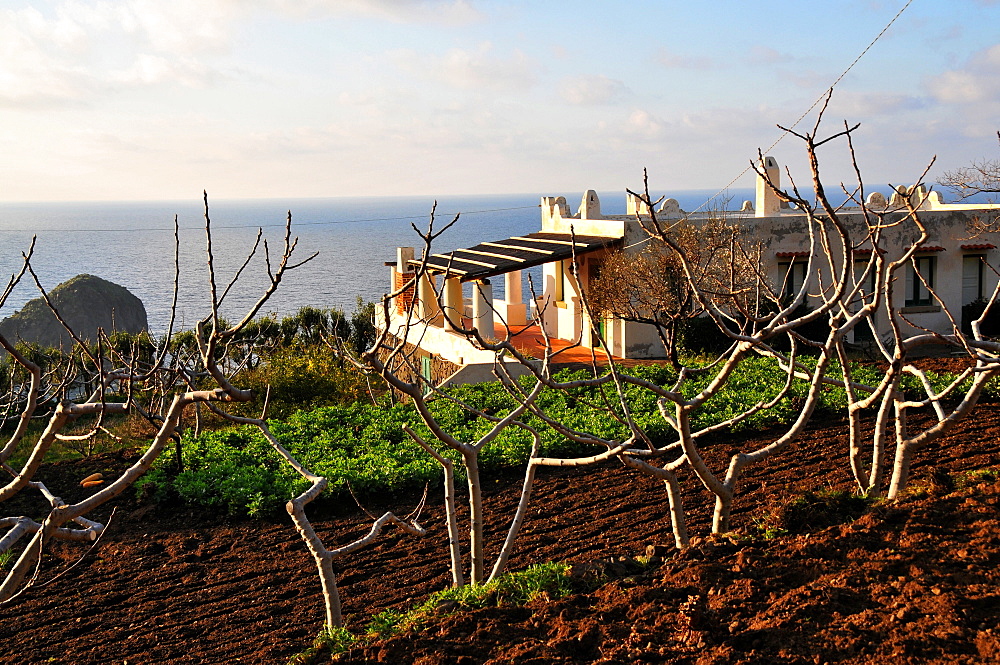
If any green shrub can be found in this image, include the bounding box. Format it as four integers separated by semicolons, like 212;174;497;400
140;356;995;516
766;489;876;535
365;562;576;638
234;344;372;419
288;625;356;663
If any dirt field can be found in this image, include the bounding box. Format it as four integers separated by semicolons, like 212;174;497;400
3;359;1000;664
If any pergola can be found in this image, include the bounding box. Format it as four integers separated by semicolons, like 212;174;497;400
408;232;623;332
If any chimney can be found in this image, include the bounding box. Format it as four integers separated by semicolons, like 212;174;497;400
755;156;781;217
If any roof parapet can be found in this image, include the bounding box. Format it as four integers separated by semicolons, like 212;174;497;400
578;190;602;219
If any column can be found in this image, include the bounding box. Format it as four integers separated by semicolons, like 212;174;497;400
502;270;527;326
418;272;442;325
442;276;464;331
472;279;494;338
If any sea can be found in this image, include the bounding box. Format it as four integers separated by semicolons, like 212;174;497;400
0;187;749;335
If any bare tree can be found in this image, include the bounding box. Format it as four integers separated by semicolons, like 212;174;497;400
620;103;1000;530
588;207;747;368
357;159;838;556
748;116;1000;501
939;131;1000;200
359;231;547;584
364;95;1000;564
345;208;669;584
0;196;422;629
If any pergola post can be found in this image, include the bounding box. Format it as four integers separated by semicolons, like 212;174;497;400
500;270;527;326
472;279;494;338
505;270;522;304
419;272;442;325
442;276;464;331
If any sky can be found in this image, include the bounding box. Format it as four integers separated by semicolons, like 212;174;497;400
2;0;1000;202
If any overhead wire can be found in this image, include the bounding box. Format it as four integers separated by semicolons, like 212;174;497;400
4;2;914;239
681;0;916;218
614;0;915;255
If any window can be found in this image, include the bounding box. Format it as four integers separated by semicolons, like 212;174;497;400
853;261;877;340
778;260;808;303
588;258;604;346
853;261;877;299
904;255;936;307
963;255;985;304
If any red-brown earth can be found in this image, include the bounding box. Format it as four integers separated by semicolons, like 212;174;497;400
2;358;1000;664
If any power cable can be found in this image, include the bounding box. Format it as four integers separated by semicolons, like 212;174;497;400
683;0;916;217
3;2;914;239
616;0;915;255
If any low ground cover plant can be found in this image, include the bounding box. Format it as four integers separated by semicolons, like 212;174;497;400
290;562;583;663
136;356;979;517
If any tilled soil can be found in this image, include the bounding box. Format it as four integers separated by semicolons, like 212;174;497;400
3;359;1000;664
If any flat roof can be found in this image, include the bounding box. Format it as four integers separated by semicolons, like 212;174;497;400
411;232;623;282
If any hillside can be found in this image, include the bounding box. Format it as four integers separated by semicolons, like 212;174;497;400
2;395;999;664
0;274;147;350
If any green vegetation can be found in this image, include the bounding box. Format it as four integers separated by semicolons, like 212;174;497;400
760;489;878;537
137;403;443;516
757;465;998;539
958;466;1000;487
367;562;577;636
191;302;380;420
7;299;992;520
290;562;581;663
6;313;993;518
233;343;372;420
1;303;378;466
136;355;995;517
289;626;356;665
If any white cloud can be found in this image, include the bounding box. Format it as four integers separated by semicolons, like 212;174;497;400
827;91;927;116
108;54;215;88
931;70;990;104
0;9;91;106
272;0;481;24
747;45;796;66
0;0;488;109
0;1;238;107
626;109;670;137
559;75;628;106
927;43;1000;104
655;47;714;70
115;0;240;55
394;42;537;91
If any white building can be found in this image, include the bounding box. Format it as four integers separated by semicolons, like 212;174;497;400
379;159;1000;385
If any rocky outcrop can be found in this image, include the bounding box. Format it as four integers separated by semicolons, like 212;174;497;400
0;274;147;350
